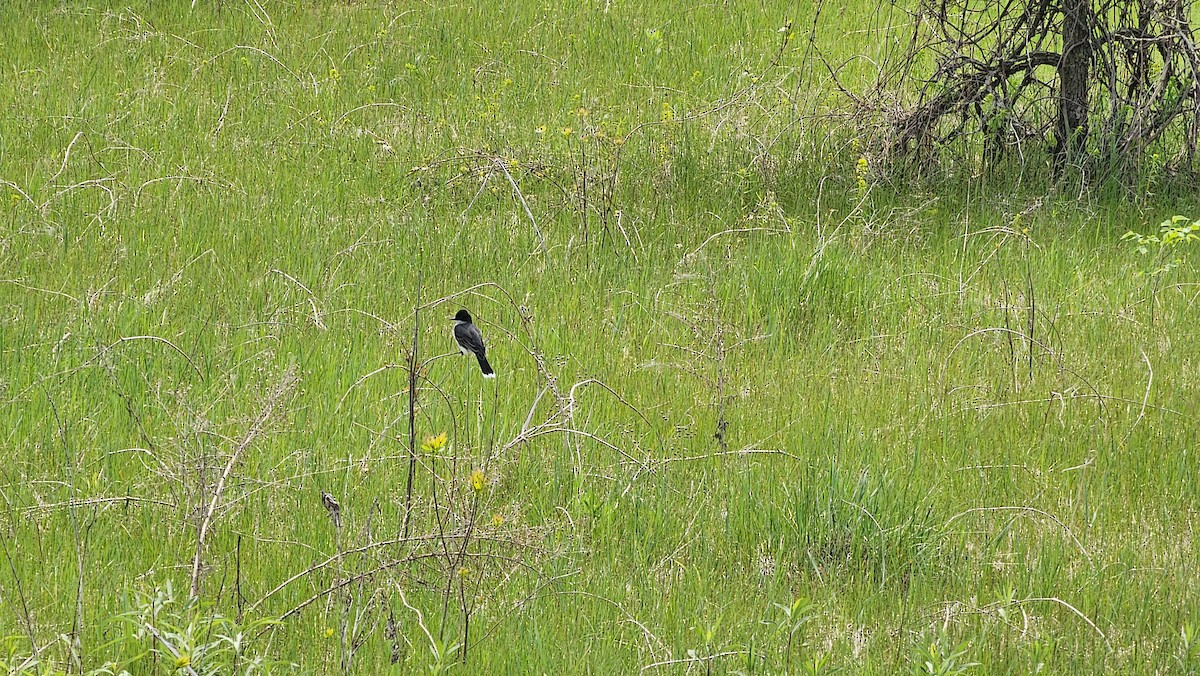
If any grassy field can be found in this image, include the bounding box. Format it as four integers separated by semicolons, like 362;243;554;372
1;1;1198;673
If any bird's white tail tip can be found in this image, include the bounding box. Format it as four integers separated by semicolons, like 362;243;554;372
483;373;496;379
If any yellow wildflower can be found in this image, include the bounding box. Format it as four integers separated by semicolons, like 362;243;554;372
421;432;448;453
470;469;486;493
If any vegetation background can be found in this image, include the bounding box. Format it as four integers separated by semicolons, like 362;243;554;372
0;0;1196;673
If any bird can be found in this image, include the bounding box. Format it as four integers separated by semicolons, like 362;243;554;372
451;309;495;378
320;491;342;529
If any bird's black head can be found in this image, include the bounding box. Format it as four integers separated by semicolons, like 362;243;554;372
452;309;473;323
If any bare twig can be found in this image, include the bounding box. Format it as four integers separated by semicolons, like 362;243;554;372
397;584;440;662
190;367;299;598
247;532;524;615
494;158;547;253
192;44;301;82
404;270;422;538
42;388;85;670
48;131;86;185
1121;349;1153;446
944;505;1091;562
97;335;203;378
22;495;175;513
641;650;749;672
0;484;38;662
1008;596;1110;648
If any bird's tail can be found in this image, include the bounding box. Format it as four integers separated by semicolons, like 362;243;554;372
477;353;495;378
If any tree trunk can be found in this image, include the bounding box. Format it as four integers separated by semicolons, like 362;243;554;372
1056;0;1092;165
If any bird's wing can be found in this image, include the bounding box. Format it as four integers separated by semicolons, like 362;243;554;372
454;323;486;355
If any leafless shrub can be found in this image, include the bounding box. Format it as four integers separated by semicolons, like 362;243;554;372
817;0;1200;185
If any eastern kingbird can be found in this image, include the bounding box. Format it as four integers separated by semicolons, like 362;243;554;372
452;309;495;378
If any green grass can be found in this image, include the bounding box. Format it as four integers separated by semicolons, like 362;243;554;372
1;1;1198;673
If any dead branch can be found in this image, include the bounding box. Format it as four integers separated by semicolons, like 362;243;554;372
190;367;299;598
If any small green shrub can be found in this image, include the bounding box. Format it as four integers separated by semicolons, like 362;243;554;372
1122;215;1200;279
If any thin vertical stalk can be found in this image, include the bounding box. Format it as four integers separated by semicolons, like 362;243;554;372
404;269;422;539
